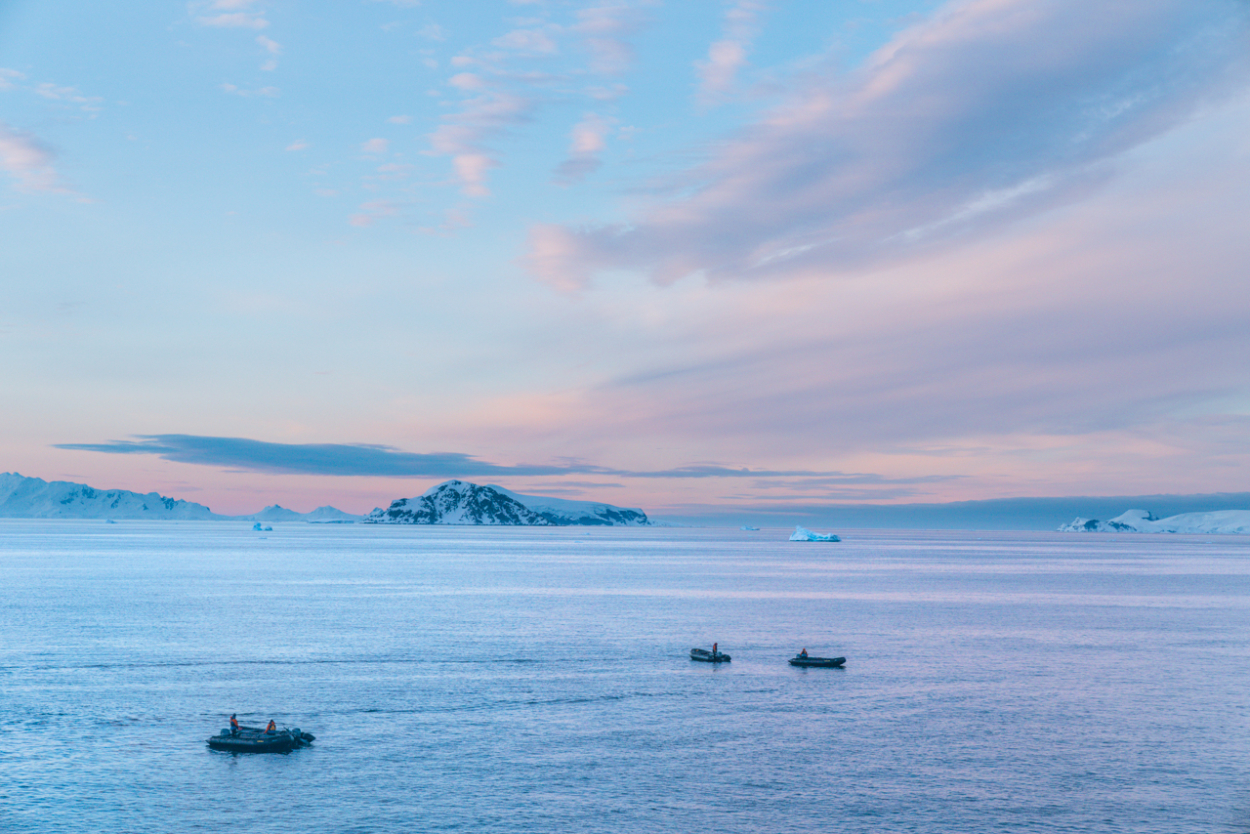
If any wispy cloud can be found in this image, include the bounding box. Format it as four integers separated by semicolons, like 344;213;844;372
554;112;612;183
348;199;402;227
428;87;535;196
220;83;280;97
424;2;650;198
257;34;282;70
493;26;559;55
573;2;648;75
194;0;270;29
0;122;66;194
695;0;768;105
1;68;102;114
525;0;1250;289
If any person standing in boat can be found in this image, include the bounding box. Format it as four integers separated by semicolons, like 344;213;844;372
800;648;808;658
230;714;239;735
712;642;718;658
266;720;276;734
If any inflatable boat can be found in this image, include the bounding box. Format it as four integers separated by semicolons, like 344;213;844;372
690;647;731;663
207;725;315;754
788;655;846;668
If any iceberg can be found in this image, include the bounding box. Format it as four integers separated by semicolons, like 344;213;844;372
741;525;760;531
252;522;273;531
790;525;840;542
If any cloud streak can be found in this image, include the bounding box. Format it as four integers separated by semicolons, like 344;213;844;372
525;0;1250;289
53;434;938;486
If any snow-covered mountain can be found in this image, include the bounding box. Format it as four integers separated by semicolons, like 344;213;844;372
1060;508;1250;534
367;480;650;526
234;504;361;522
302;506;363;523
237;504;308;522
0;472;362;522
0;472;217;519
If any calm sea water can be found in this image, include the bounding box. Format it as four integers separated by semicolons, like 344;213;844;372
2;521;1249;833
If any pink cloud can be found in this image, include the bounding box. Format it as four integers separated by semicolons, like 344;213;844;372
428;90;534;196
0;122;66;193
525;0;1250;290
695;0;768;104
554;112;613;184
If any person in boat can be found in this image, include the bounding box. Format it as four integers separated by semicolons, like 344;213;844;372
712;642;718;657
230;714;239;735
800;648;808;658
265;720;276;734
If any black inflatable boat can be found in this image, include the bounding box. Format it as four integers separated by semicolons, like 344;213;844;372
788;655;846;668
207;725;315;754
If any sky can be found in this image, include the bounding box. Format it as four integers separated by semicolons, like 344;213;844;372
2;0;1249;519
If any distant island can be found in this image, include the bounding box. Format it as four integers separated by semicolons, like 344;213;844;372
1059;508;1250;534
366;480;650;526
0;473;649;526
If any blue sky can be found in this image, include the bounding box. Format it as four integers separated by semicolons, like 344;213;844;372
3;0;1249;517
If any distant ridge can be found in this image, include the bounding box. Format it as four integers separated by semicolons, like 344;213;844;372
0;472;217;520
367;480;650;526
1060;508;1250;534
236;504;363;523
0;473;360;522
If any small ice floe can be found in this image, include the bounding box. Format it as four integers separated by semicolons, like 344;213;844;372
741;525;760;531
252;522;273;532
790;525;840;542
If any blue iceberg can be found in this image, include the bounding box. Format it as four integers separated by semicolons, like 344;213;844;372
790;525;840;542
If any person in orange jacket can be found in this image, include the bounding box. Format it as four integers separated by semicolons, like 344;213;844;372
230;714;239;735
266;720;276;734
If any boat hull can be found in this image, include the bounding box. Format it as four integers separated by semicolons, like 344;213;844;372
207;735;298;753
789;656;845;668
206;727;313;754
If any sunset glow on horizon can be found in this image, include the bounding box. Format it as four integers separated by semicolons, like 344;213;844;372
3;0;1249;517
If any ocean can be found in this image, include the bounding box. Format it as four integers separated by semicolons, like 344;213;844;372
2;520;1248;833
